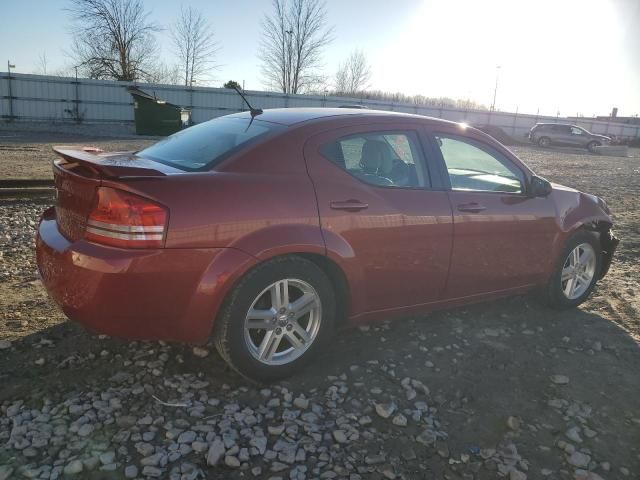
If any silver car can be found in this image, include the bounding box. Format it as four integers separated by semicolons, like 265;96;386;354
529;123;610;152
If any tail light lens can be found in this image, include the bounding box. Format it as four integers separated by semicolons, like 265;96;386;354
85;187;168;248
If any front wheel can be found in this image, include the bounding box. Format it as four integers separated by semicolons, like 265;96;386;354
542;230;602;309
587;141;600;153
214;256;335;382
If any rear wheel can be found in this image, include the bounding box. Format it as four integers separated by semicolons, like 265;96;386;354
587;141;600;153
538;136;551;148
542;230;602;309
214;256;335;382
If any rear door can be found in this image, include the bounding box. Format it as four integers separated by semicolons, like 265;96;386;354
304;123;453;316
552;125;573;145
426;131;557;299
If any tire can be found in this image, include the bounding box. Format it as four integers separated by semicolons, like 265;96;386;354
538;136;551;148
542;230;602;309
587;141;600;153
214;255;335;382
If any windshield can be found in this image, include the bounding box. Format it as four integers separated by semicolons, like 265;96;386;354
138;117;279;171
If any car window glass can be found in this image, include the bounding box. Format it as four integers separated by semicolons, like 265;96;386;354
138;117;278;171
435;135;523;194
321;131;428;188
571;127;583;135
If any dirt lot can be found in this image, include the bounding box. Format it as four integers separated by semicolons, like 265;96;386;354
0;132;639;480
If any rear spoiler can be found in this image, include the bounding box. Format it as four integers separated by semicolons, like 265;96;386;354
53;146;168;178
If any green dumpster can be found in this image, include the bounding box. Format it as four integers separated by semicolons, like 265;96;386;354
127;87;191;136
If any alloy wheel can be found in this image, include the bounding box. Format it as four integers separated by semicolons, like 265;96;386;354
561;243;596;300
243;278;322;365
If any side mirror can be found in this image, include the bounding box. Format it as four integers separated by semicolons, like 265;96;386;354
529;175;552;197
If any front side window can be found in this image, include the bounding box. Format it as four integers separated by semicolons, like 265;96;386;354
435;135;523;194
138;117;279;171
321;131;428;188
571;127;583;135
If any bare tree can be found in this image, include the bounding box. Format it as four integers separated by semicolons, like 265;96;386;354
259;0;333;94
66;0;160;81
334;49;372;94
171;5;219;87
146;62;182;85
35;52;48;75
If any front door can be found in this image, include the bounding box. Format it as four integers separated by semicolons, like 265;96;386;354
304;124;453;316
428;133;557;299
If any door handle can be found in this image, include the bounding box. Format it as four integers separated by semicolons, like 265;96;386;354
457;202;486;213
330;200;369;212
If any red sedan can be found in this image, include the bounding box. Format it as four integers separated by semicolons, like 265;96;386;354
36;109;618;381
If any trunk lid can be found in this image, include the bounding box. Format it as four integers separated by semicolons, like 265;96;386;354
52;147;174;241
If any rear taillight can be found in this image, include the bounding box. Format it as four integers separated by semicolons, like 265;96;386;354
85;187;168;248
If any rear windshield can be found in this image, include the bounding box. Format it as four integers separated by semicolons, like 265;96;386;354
137;116;279;171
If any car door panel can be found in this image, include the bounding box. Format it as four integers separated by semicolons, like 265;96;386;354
426;130;558;298
304;124;453;316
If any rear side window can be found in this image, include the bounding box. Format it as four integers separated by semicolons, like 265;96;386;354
321;131;429;188
138;117;279;171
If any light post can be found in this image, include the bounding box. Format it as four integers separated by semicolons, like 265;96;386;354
7;60;16;121
490;65;501;112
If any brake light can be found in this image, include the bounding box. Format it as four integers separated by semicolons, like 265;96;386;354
85;187;168;248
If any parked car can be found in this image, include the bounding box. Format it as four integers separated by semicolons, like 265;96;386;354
36;109;619;381
528;123;611;152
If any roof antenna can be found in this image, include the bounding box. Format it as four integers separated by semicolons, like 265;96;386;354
232;85;263;117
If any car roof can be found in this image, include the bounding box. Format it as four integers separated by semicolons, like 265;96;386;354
535;123;576;127
226;107;456;127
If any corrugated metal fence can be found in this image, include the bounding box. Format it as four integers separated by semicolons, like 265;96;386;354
2;72;639;140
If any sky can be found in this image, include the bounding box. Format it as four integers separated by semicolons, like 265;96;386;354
1;0;639;117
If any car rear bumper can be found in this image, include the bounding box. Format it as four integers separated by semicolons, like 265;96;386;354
36;207;254;343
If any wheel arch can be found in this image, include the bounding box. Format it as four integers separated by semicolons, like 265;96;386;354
208;250;353;342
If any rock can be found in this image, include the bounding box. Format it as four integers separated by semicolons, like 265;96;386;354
574;470;605;480
565;426;583;443
192;346;209;358
99;451;116;465
392;414;407;427
293;397;309;409
567;451;591;468
77;424;94;437
225;455;240;468
0;466;14;480
0;340;11;349
142;466;163;477
583;426;597;438
124;465;138;478
270;461;288;472
268;425;285;435
416;429;436;446
63;460;84;475
206;438;225;466
507;416;521;430
365;453;386;465
34;357;45;366
550;375;570;385
333;430;348;443
509;470;527;480
178;430;197;444
375;402;396;419
116;415;137;428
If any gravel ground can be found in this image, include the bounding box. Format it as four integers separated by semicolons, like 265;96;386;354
0;138;639;480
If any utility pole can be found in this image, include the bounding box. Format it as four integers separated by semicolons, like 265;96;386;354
7;60;16;122
490;65;501;112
